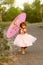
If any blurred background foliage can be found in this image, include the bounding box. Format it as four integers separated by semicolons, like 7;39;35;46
0;0;43;23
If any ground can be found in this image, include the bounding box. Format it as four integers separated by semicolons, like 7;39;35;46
0;23;43;65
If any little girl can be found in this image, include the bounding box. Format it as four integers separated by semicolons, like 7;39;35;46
14;22;37;54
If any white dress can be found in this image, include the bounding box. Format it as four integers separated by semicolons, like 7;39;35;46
14;28;37;47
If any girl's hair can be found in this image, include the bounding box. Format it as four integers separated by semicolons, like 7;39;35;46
20;22;26;28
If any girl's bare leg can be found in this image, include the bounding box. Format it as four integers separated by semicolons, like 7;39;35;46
21;47;25;54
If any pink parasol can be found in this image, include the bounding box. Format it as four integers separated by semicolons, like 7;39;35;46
6;13;26;38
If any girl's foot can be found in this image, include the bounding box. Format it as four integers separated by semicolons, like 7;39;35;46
21;47;25;55
22;51;25;55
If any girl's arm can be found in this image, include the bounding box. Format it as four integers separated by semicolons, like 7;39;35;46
19;28;24;34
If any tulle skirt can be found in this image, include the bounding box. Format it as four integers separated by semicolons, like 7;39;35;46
14;33;37;47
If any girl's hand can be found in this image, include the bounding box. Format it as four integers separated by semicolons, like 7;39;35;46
13;21;18;28
24;29;27;33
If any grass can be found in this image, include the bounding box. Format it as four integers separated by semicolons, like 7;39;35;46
35;22;43;24
0;56;14;65
0;21;10;56
0;56;13;63
0;21;11;29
